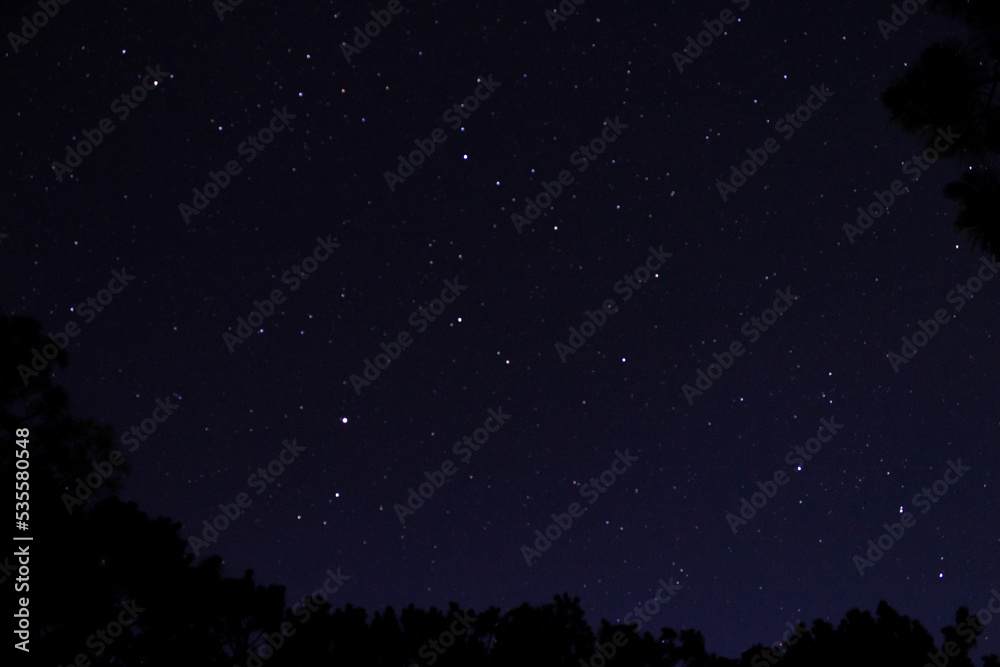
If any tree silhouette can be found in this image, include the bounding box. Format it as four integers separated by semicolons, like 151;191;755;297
0;314;286;666
3;312;998;666
882;0;1000;258
491;594;596;667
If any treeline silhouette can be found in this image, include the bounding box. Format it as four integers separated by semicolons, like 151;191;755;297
883;0;1000;258
2;313;997;666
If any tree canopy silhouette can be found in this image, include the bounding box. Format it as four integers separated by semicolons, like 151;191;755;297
882;0;1000;258
2;312;997;666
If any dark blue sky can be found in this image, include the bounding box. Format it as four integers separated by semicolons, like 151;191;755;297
4;0;998;659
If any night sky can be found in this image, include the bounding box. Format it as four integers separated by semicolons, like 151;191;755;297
4;0;998;659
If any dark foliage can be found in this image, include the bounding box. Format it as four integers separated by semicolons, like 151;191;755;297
3;313;997;666
883;0;1000;258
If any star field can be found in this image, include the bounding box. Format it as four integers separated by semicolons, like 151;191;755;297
4;0;999;660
